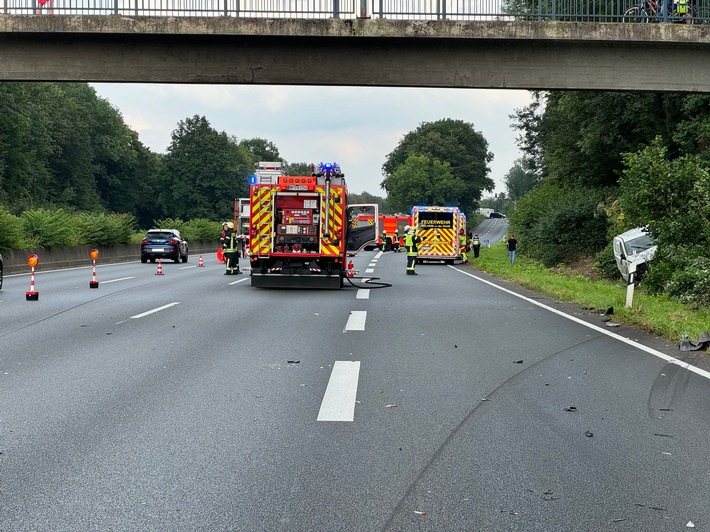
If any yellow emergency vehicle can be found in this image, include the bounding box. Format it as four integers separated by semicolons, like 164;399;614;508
411;206;467;265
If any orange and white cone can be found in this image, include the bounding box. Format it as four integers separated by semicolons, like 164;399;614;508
198;255;204;267
155;259;164;275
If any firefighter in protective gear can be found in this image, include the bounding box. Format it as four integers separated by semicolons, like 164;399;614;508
459;229;468;263
221;222;241;275
393;230;401;252
404;225;421;275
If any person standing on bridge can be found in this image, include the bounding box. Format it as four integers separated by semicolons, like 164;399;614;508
507;234;518;264
404;225;421;275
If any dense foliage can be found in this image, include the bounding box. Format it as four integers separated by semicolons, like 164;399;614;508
509;91;710;305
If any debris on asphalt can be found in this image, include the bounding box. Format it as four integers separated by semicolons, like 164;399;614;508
612;518;627;523
514;360;524;364
605;322;621;328
653;433;674;438
585;431;594;438
287;360;300;364
564;406;577;412
414;511;427;515
384;404;398;408
687;521;695;528
679;331;710;352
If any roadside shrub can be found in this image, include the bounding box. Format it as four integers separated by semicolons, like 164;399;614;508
509;182;610;267
620;138;710;306
182;218;222;242
21;208;75;248
0;207;24;249
72;212;137;246
153;218;186;233
593;243;621;280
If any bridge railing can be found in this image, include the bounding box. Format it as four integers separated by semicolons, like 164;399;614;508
2;0;709;22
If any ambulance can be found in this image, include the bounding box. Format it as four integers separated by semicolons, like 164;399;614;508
411;206;467;264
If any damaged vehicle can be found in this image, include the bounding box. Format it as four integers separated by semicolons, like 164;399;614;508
612;226;657;283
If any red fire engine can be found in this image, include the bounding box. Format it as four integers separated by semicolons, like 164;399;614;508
248;162;378;288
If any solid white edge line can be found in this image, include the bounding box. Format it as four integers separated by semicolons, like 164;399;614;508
228;277;250;285
450;266;710;381
317;361;361;421
130;302;181;319
344;311;367;332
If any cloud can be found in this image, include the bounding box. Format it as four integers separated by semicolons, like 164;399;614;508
91;83;532;196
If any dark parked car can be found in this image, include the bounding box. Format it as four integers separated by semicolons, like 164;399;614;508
489;212;507;219
0;252;3;290
141;229;188;263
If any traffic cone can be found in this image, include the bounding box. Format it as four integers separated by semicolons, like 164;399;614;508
198;255;204;267
155;259;164;275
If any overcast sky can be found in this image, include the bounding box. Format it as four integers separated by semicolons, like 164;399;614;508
91;84;533;197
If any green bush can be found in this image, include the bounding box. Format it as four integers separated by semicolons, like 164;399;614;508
72;212;137;246
0;207;24;249
509;183;610;267
182;218;222;242
21;208;75;248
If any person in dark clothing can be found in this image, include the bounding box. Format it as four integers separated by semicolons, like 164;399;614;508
472;234;481;258
507;234;518;264
221;222;241;275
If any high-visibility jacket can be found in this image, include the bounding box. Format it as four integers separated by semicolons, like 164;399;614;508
472;238;480;247
405;233;421;255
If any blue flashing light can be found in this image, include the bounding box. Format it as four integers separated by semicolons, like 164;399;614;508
249;174;257;185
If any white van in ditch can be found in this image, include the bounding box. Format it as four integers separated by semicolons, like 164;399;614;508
612;226;657;283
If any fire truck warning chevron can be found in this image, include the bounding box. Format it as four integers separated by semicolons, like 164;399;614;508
248;162;379;289
411;206;467;265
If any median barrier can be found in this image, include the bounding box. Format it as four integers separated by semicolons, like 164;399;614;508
2;242;220;275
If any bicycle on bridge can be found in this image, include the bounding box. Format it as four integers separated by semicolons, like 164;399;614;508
623;0;707;22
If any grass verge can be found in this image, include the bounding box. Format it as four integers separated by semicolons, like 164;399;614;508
466;243;709;347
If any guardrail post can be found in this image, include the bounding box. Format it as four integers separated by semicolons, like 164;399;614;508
333;0;340;18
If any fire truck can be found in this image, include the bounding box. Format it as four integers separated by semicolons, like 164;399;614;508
248;162;378;288
411;205;467;264
378;214;412;251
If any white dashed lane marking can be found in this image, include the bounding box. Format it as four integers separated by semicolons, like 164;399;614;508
356;289;370;300
317;361;361;421
344;311;367;331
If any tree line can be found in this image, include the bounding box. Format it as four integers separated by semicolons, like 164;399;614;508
506;91;710;306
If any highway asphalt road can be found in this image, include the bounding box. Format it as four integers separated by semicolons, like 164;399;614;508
1;250;709;531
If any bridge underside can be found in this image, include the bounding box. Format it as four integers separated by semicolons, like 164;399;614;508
1;17;709;91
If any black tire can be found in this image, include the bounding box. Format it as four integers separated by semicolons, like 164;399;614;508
150;258;156;263
141;255;148;263
0;267;3;290
623;6;649;21
182;253;188;263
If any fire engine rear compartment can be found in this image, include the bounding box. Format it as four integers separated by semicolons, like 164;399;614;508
250;191;345;289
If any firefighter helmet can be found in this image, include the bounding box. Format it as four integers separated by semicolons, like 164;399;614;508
405;225;411;232
226;222;234;229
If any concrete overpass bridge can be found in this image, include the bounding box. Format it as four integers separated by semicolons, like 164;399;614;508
1;4;709;91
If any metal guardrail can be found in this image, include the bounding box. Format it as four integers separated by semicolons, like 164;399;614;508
1;0;709;22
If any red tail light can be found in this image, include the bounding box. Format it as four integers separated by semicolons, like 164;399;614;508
141;239;148;244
